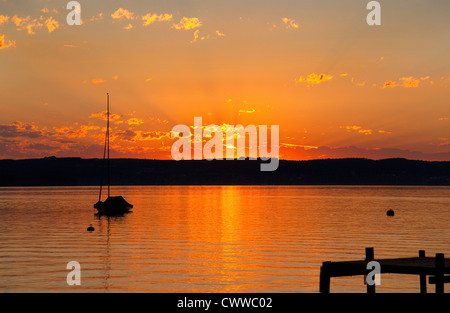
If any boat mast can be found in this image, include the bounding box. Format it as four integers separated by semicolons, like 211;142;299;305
98;93;108;202
107;93;110;198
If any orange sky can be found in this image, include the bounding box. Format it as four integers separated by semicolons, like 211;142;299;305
1;1;450;160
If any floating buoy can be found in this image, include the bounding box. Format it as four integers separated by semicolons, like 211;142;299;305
87;224;95;231
386;209;395;217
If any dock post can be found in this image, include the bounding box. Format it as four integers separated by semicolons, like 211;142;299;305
365;247;375;294
319;262;331;293
435;253;445;294
419;250;427;293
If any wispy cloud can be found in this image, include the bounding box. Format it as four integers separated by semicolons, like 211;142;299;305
342;125;392;136
63;44;79;48
0;14;9;25
400;76;430;88
91;78;105;84
111;8;134;20
173;17;202;30
12;15;43;35
190;29;210;43
89;13;104;22
400;76;420;88
297;73;333;85
238;109;256;114
142;13;173;26
89;111;121;121
133;131;171;141
280;143;318;150
0;34;15;50
281;17;299;29
216;30;226;37
11;15;24;27
53;125;100;139
383;76;430;89
383;80;396;88
126;118;144;125
45;16;59;33
344;125;373;135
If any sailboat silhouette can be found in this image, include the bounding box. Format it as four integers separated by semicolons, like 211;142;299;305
94;93;133;215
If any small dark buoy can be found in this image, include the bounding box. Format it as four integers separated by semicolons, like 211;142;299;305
386;209;395;217
87;224;95;231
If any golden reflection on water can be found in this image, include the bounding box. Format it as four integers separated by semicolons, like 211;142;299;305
0;186;450;292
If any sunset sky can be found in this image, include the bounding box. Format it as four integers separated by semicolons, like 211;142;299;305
1;0;449;160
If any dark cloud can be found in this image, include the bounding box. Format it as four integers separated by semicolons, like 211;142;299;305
0;122;42;138
139;131;168;140
116;129;137;141
25;143;56;151
283;145;450;161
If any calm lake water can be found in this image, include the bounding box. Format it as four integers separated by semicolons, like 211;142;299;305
0;186;449;293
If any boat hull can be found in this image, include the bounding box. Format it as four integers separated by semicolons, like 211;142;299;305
94;196;133;215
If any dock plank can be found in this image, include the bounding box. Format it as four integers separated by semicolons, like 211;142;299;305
320;249;450;293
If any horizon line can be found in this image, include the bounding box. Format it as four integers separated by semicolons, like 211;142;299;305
1;156;449;163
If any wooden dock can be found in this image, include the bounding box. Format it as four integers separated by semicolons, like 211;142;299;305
320;248;450;293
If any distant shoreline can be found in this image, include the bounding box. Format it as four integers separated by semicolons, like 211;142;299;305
1;185;449;188
0;157;449;187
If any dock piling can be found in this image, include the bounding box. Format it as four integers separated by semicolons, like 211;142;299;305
419;250;427;293
365;247;376;294
319;261;331;294
435;253;445;294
